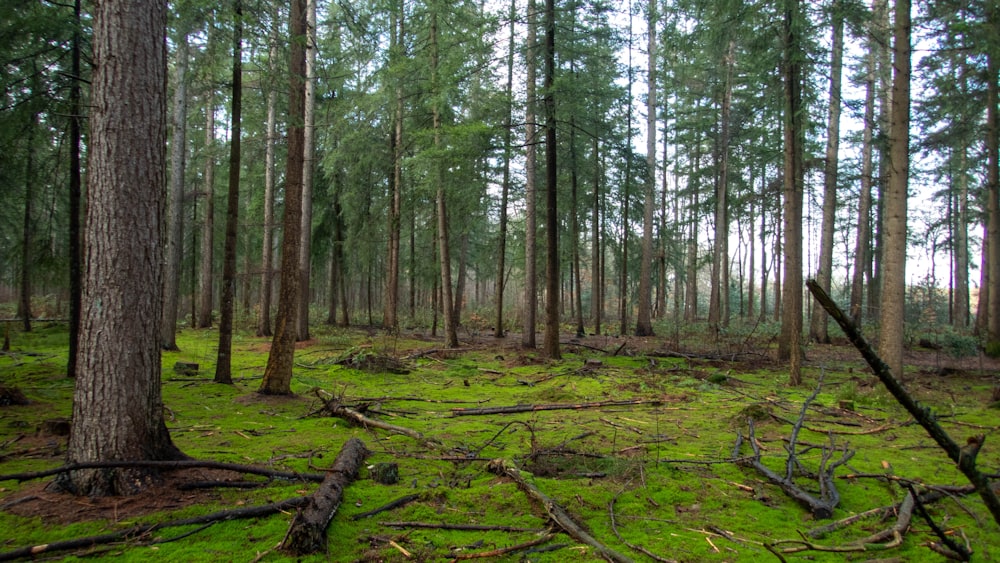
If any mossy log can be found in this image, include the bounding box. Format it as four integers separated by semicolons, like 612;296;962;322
282;437;370;555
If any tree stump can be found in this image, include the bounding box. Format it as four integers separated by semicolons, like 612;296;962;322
282;437;370;555
173;362;199;376
369;462;398;484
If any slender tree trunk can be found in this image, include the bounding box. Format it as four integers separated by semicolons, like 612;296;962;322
215;0;244;385
257;23;278;337
261;0;307;394
54;0;185;496
542;0;560;358
869;0;891;320
297;0;317;341
779;0;804;385
954;147;969;329
635;0;657;337
850;6;877;326
810;2;843;344
494;0;515;338
684;131;701;322
657;129;668;319
385;3;405;333
985;2;1000;352
68;0;83;377
160;33;188;350
198;100;216;328
20;106;36;333
879;0;911;377
709;41;735;333
591;138;602;335
569;118;584;338
522;0;538;349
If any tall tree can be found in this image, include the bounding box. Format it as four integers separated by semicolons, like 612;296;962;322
384;0;405;334
494;0;515;339
297;0;317;341
214;0;244;385
53;0;185;496
197;97;215;328
257;17;279;337
542;0;560;358
261;0;307;394
878;0;910;377
850;0;878;326
810;0;844;344
635;0;657;337
67;0;83;377
779;0;805;385
161;31;189;351
985;1;1000;353
522;0;539;349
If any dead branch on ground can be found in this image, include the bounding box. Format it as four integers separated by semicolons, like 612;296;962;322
381;521;546;533
0;459;325;484
311;389;444;450
808;279;1000;527
282;437;370;555
486;458;634;563
452;398;660;417
452;533;558;559
350;494;421;520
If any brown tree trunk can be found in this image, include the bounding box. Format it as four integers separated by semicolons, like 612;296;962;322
954;147;969;329
850;3;877;326
19;101;36;334
635;0;657;337
810;2;844;344
53;0;185;496
591;139;603;335
384;2;405;333
296;0;317;342
161;33;188;351
985;2;1000;352
214;0;244;385
67;0;83;377
522;0;538;349
261;0;307;394
494;0;515;339
257;20;278;337
542;0;560;359
879;0;910;377
198;98;216;329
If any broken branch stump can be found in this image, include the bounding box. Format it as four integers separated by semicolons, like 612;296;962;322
282;437;370;555
486;458;634;563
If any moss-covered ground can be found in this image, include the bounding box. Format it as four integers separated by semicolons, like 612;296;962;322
1;321;998;561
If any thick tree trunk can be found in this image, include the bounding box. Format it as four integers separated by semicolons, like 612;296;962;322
160;33;188;351
257;23;278;337
215;0;244;385
779;0;804;385
810;3;843;344
197;99;216;329
296;0;317;342
261;0;307;394
53;0;185;496
635;0;656;337
522;0;538;349
879;0;910;377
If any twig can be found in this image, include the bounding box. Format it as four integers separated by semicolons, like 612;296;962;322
452;533;557;559
350;494;421;520
452;398;660;416
0;459;325;484
381;521;545;533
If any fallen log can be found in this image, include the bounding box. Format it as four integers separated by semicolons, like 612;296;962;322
486;458;634;563
282;437;370;555
314;391;444;449
452;398;659;417
0;459;326;484
807;279;1000;528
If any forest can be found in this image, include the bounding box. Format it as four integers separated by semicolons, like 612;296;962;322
1;0;1000;561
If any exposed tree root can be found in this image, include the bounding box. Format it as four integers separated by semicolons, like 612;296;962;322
486;458;634;563
282;437;369;555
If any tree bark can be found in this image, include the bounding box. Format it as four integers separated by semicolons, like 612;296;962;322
67;0;83;377
542;0;560;359
261;0;307;394
215;0;244;385
296;0;317;342
19;98;35;334
282;438;370;555
635;0;657;337
494;0;515;339
522;0;538;349
197;97;216;329
850;4;877;326
779;0;804;385
53;0;185;496
384;2;405;334
160;32;188;351
257;19;279;337
878;0;910;377
985;2;1000;352
810;2;844;344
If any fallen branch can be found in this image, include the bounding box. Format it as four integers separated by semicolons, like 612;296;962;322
906;484;971;561
350;494;421;520
807;279;1000;528
0;459;325;484
314;391;443;449
773;490;913;554
381;521;546;533
452;399;659;417
0;496;310;561
452;533;557;559
486;458;634;563
282;437;370;555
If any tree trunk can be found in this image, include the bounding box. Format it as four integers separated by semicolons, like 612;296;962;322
779;0;804;385
160;33;188;351
569;120;584;338
261;0;307;394
591;138;602;335
19;98;36;334
215;0;244;385
810;2;843;344
522;0;538;349
953;147;969;329
542;0;560;359
53;0;185;496
67;0;83;377
850;4;877;326
635;0;656;337
985;2;1000;352
198;98;216;329
878;0;910;377
257;20;279;337
709;41;735;334
296;0;317;342
384;2;405;333
494;0;515;339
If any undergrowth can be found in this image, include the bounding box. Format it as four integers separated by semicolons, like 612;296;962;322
0;322;998;562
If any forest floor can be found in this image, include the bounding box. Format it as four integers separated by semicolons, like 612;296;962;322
0;320;999;562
